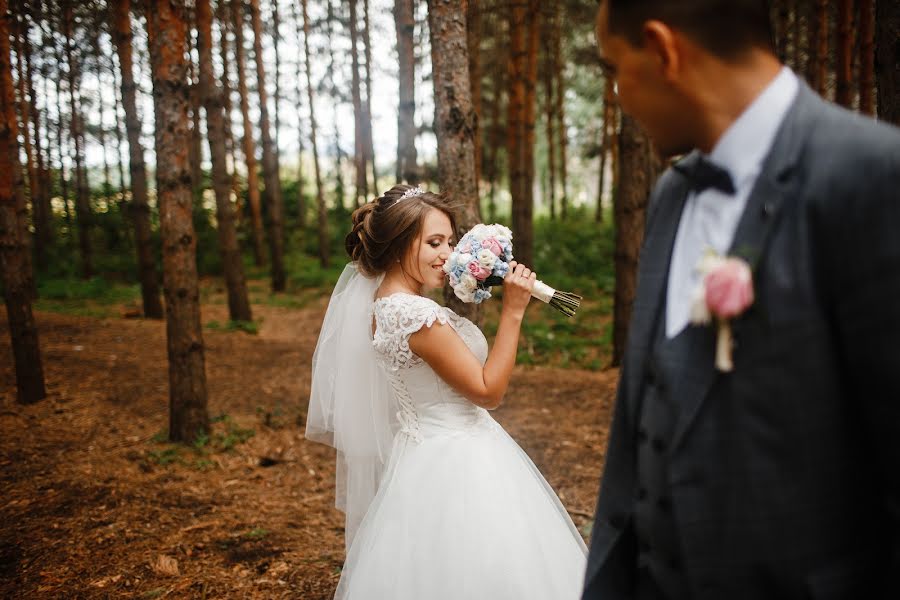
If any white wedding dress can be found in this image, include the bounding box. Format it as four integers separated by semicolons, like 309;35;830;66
333;292;588;600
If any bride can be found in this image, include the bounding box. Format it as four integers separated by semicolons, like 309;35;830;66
306;184;587;599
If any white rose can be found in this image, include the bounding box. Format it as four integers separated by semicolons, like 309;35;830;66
477;249;496;269
454;287;476;303
444;252;459;273
459;273;478;292
458;253;472;265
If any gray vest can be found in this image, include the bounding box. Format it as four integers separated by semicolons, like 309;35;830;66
633;317;700;599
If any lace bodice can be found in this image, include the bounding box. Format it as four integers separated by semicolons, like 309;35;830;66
372;293;494;442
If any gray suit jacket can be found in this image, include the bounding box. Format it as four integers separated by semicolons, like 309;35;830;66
583;82;900;599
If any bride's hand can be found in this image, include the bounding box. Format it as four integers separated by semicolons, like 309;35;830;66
502;261;536;317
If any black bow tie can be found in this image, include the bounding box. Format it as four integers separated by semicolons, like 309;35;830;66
673;152;736;195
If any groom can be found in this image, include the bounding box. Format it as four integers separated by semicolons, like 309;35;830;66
584;1;900;599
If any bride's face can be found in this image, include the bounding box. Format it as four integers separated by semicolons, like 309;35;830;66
400;208;454;291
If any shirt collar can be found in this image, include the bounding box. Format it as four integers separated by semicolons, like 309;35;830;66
707;67;799;187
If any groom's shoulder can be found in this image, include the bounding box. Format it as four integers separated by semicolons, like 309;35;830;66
804;96;900;160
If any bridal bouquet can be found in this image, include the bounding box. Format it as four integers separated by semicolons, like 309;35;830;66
443;223;582;317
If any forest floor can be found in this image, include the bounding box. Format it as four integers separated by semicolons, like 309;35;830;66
0;277;618;599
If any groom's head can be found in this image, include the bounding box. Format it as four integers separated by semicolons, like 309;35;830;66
597;0;777;156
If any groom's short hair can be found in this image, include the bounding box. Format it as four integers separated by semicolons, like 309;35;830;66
605;0;775;59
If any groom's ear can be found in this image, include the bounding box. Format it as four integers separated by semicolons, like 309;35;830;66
642;19;681;82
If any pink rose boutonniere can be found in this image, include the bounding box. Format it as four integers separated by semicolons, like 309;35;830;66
689;252;755;372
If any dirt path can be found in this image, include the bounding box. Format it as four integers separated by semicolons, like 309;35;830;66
0;288;617;599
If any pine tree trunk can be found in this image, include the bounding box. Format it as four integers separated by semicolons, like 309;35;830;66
109;53;128;201
507;0;532;267
217;0;240;216
273;0;281;160
857;0;874;115
1;0;45;404
596;80;614;224
197;0;252;322
53;60;72;239
612;115;652;367
427;0;482;320
28;0;53;250
552;2;567;220
302;0;329;268
249;0;286;292
836;0;854;108
63;2;93;278
111;0;163;318
521;0;540;240
362;0;377;194
187;37;204;207
349;0;368;207
395;0;419;184
467;0;482;195
814;0;829;97
326;0;346;210
13;10;44;267
233;0;266;266
542;7;556;221
146;0;210;444
89;34;112;201
876;0;900;125
291;0;306;229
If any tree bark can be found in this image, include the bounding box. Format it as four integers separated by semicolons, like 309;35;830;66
291;0;306;229
63;2;93;278
0;0;45;404
216;0;241;215
857;0;874;115
109;52;129;203
186;33;204;207
272;0;281;159
362;0;377;194
836;0;854;108
111;0;163;318
25;3;53;255
146;0;210;443
249;0;286;291
326;0;346;210
349;0;368;207
612;115;652;367
542;6;556;220
596;79;615;223
876;0;900;125
13;8;44;267
233;0;266;266
427;0;482;319
521;0;540;242
395;0;419;184
197;0;252;322
302;0;329;268
814;0;829;97
467;0;482;195
507;0;532;267
92;35;112;199
552;1;567;220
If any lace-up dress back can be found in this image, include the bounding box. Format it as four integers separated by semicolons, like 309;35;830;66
334;293;587;600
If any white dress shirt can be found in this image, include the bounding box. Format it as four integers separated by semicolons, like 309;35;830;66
665;67;800;339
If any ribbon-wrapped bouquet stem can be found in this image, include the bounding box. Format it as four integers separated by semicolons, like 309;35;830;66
443;224;582;317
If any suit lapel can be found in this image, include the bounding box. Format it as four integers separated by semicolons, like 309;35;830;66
669;83;817;452
623;169;693;423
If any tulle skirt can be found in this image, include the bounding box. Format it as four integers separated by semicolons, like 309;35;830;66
334;412;588;600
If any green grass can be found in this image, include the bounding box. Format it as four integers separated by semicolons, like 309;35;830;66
145;414;256;470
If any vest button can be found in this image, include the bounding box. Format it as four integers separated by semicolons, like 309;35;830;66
651;436;667;453
608;513;627;530
657;496;673;512
637;487;648;501
637;428;649;443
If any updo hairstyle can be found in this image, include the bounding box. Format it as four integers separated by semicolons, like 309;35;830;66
345;184;459;278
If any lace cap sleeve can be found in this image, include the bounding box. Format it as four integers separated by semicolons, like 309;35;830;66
373;294;451;371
